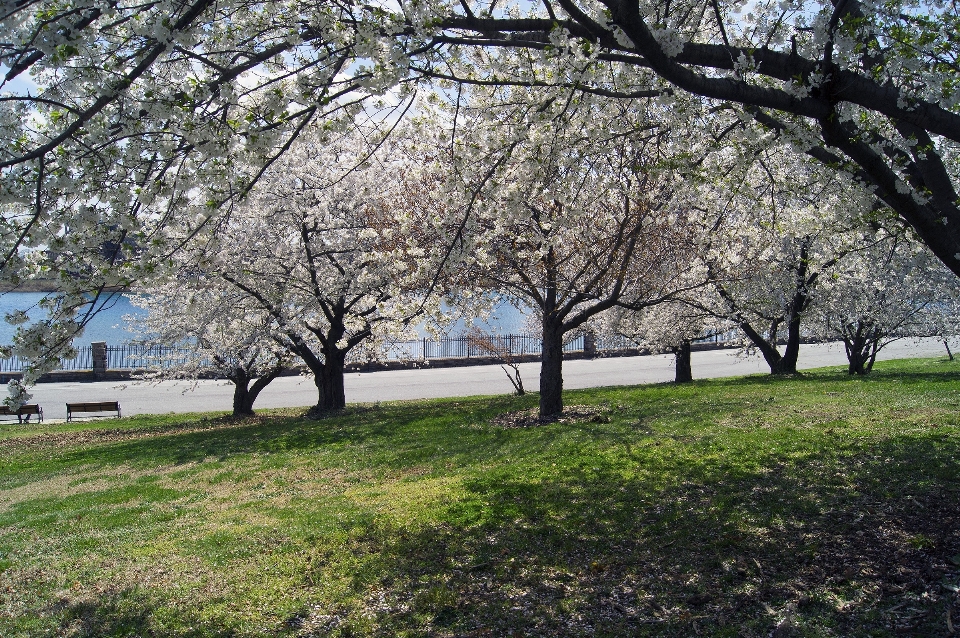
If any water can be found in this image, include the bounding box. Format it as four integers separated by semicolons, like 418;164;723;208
0;292;529;347
433;299;531;336
0;292;145;346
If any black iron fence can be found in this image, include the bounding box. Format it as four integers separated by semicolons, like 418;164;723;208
0;332;728;373
105;344;195;369
0;347;93;373
386;333;580;360
0;344;188;373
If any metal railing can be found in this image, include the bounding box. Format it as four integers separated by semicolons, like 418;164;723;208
381;333;591;361
1;331;724;373
105;344;196;369
0;346;93;372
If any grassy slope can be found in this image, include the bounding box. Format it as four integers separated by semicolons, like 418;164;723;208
0;358;958;637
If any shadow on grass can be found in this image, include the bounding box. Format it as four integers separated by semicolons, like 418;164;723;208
11;363;958;474
21;431;957;637
714;361;960;388
332;433;960;638
8;395;538;475
41;587;238;638
6;366;960;636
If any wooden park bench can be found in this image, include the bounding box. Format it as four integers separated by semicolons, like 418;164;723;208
0;404;43;423
66;401;121;422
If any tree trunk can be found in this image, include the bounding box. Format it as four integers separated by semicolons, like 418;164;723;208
738;321;786;374
737;310;803;376
283;320;349;415
231;371;256;417
846;344;870;375
539;319;564;419
314;346;346;412
778;311;802;375
843;322;880;375
502;364;525;395
864;346;879;374
848;350;877;375
777;242;818;375
674;340;693;383
230;365;285;416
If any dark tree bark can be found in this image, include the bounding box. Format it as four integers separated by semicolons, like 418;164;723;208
231;371;256;416
780;306;803;374
540;317;565;418
674;340;692;383
736;314;802;375
846;349;877;376
435;2;960;278
315;344;347;412
217;207;396;418
504;365;525;395
282;331;348;415
471;154;694;420
228;365;286;416
841;321;881;375
775;242;814;374
846;345;879;375
738;320;791;374
712;241;816;375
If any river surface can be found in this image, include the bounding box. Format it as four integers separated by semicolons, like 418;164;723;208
0;291;528;346
0;292;145;345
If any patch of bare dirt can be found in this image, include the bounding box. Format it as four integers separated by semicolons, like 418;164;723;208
1;416;261;454
348;489;960;637
491;405;612;428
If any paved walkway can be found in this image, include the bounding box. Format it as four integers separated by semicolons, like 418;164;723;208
21;338;951;420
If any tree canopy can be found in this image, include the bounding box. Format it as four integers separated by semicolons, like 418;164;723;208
428;0;960;276
2;0;959;408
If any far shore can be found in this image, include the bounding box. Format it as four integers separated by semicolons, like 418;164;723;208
0;280;60;293
0;281;131;294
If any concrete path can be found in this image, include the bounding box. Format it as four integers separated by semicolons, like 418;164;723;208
21;338;951;420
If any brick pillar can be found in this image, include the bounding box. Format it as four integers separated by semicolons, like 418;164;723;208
92;341;107;378
583;332;597;358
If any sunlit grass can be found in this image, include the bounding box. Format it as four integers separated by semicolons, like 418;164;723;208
1;358;958;636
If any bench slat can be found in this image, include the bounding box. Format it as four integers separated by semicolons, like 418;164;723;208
0;404;43;423
66;401;121;421
67;402;120;410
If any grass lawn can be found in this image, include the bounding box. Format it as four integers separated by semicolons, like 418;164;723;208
1;357;959;637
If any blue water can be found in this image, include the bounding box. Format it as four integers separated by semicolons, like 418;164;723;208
0;292;146;345
0;292;528;347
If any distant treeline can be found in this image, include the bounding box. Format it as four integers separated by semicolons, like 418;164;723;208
0;281;133;293
0;279;61;293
